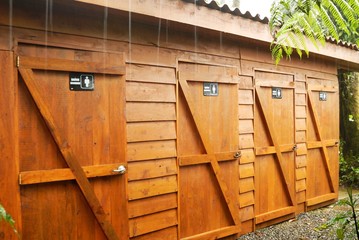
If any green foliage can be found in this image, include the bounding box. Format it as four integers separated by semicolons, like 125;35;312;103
316;188;359;239
270;0;359;64
339;71;359;187
0;203;18;236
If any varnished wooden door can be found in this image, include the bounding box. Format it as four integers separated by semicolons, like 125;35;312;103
306;78;339;209
16;46;128;240
254;77;296;227
177;65;241;240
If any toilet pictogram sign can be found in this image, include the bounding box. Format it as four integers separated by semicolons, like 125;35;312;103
69;73;94;91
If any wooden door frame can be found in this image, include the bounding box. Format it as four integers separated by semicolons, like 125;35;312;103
16;54;126;240
306;83;338;207
177;70;241;240
254;81;296;224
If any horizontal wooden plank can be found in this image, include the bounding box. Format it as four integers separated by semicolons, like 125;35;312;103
296;131;306;143
129;209;178;237
296;143;308;156
255;144;294;156
296;82;306;93
295;93;306;106
254;69;294;82
127;121;176;143
126;64;176;84
19;163;126;185
127;140;177;162
296;179;306;192
307;139;338;149
239;119;254;134
128;158;177;181
128;193;177;218
180;72;239;84
296;106;307;118
128;175;178;200
238;105;254;119
239;163;254;178
178;151;240;166
239;191;255;208
126;102;176;122
239;149;255;164
181;225;240;240
296;118;306;131
308;85;338;92
130;226;177;240
239;177;254;193
239;134;254;149
255;206;295;224
255;80;295;89
238;90;254;105
296;190;306;204
306;193;337;207
240;206;255;222
19;56;126;75
126;82;176;102
296;167;306;180
296;155;307;168
238;76;253;89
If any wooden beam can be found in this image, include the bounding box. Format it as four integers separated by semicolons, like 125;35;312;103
179;72;239;84
255;206;295;224
306;193;337;207
181;225;240;240
178;151;240;166
307;139;338;149
255;144;294;156
255;80;295;89
18;56;126;75
18;68;120;240
19;163;127;185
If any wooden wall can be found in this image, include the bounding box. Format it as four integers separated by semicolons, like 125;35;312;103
126;63;178;239
0;0;341;239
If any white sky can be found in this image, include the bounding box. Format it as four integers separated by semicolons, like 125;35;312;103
240;0;275;18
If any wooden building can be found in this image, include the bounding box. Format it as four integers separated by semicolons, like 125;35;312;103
0;0;358;239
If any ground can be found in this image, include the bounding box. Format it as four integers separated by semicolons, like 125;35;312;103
239;188;359;240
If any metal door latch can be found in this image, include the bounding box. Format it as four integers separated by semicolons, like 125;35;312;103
292;145;298;151
234;152;241;159
113;165;126;175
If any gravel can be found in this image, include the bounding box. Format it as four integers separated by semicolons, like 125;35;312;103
238;201;357;240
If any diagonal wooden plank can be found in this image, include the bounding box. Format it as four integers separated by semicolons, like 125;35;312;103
255;86;295;206
178;75;241;227
307;87;335;192
18;68;120;240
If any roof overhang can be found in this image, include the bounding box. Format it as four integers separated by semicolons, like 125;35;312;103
75;0;359;69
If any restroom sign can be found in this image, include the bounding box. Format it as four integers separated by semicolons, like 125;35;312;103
203;82;219;96
69;72;95;91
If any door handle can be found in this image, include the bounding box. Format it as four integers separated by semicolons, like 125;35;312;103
113;165;126;175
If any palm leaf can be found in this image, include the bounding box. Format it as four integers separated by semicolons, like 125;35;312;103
270;0;359;64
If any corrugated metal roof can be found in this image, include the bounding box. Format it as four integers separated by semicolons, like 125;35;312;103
183;0;269;24
184;0;358;51
326;37;358;51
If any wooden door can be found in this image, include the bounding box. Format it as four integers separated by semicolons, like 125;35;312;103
16;46;128;240
306;78;339;209
254;76;296;227
177;67;241;239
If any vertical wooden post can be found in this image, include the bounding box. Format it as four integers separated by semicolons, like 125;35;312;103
0;51;22;239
